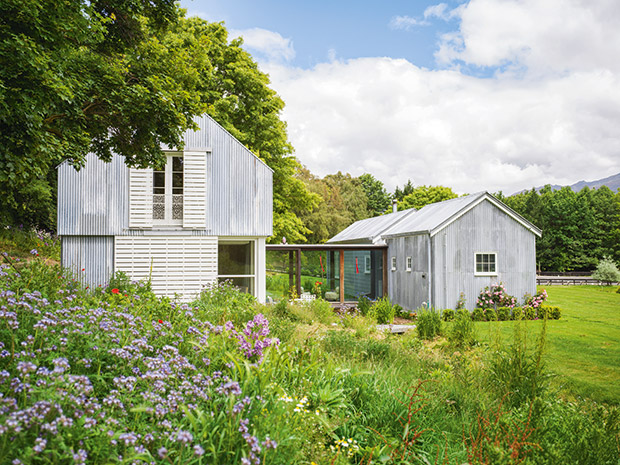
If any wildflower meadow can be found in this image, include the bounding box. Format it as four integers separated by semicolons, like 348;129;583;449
1;247;619;464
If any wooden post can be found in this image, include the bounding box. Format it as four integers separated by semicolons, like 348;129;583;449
382;249;388;298
288;251;294;293
296;248;302;297
329;250;336;291
339;249;345;303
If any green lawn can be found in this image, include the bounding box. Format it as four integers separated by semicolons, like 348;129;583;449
476;285;620;404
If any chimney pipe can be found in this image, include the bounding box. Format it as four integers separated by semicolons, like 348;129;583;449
392;199;398;213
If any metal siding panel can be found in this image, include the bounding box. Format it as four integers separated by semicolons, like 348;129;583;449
439;201;537;311
57;154;128;235
61;236;114;287
387;235;429;311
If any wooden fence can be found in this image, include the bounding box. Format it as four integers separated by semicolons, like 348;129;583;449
536;275;619;286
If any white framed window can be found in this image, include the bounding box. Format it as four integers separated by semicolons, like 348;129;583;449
364;256;371;274
153;153;183;225
391;256;397;271
406;256;412;272
475;252;497;276
218;240;256;295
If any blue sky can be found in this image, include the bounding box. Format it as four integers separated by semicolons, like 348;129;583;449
179;0;620;195
181;0;464;70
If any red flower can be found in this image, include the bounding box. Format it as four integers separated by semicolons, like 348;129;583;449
111;288;120;294
158;319;163;324
81;268;85;271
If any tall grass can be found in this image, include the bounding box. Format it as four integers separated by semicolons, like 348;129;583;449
0;254;617;464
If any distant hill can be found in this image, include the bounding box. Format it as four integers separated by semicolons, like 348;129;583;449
514;172;620;195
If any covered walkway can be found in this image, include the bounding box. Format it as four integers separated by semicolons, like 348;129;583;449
266;243;388;304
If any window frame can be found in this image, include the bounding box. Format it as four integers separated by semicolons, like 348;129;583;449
364;256;371;274
153;153;184;226
391;256;397;271
406;256;412;272
474;252;498;276
217;240;256;296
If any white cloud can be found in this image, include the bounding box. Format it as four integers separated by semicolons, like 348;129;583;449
435;0;620;75
253;0;620;195
230;28;295;63
389;15;429;30
263;58;620;194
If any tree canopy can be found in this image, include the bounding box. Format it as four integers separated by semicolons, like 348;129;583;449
359;173;392;216
1;7;316;240
398;185;459;210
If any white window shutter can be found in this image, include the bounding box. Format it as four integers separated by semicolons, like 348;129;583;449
183;151;207;229
129;168;153;228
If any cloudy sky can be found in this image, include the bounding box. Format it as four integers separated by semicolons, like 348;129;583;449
180;0;620;195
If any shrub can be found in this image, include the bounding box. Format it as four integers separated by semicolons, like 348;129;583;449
195;280;257;326
456;291;467;310
456;309;470;320
416;308;442;339
592;256;620;284
448;311;476;347
304;298;336;324
512;307;523;320
369;297;395;324
442;308;455;321
476;282;517;309
357;295;372;316
497;307;511;321
472;308;486;321
538;305;561;320
523;289;548;312
524;307;536;320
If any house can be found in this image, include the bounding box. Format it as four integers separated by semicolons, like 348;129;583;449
328;192;541;311
57;115;273;302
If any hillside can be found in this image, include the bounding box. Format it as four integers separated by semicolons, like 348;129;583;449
514;171;620;195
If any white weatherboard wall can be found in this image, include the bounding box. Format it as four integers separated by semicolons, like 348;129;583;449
115;236;217;299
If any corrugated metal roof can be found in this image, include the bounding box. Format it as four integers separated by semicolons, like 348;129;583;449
381;192;542;238
382;193;487;237
327;208;417;244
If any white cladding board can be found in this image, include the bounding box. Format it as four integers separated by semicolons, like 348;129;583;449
183;151;208;228
114;236;217;299
128;168;153;228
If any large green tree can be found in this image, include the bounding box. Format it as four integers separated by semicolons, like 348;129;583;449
297;170;368;243
1;0;203;227
359;173;391;217
164;18;317;243
398;185;459;210
1;6;316;240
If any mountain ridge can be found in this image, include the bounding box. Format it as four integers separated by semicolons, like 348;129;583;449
512;172;620;195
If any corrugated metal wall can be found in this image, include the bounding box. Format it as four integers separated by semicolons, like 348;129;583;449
61;236;114;288
387;235;430;311
432;200;537;310
58;154;128;235
58;114;273;238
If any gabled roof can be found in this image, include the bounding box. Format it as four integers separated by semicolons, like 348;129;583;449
382;192;542;238
327;208;417;245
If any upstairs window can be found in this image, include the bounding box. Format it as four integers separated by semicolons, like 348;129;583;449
153;155;183;224
391;256;397;271
406;256;412;271
475;252;497;276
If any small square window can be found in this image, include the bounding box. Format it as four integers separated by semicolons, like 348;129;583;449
364;256;371;274
406;256;412;271
391;256;397;271
475;253;497;275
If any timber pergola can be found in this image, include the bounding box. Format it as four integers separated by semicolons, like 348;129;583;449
265;243;388;304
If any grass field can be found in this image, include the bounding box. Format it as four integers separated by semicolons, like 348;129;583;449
476;285;620;403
